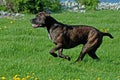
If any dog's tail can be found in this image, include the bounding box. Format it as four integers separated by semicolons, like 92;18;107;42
102;32;114;39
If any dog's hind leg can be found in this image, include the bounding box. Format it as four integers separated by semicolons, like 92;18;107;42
75;44;90;62
75;35;99;62
58;48;71;61
75;43;97;62
87;42;101;60
88;49;100;60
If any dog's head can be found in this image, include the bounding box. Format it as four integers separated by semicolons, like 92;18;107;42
30;12;50;28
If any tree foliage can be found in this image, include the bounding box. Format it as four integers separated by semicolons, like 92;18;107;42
75;0;99;10
0;0;61;13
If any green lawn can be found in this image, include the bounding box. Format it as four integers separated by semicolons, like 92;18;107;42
0;10;120;80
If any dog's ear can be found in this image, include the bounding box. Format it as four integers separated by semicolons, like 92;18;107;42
37;12;50;16
44;12;50;16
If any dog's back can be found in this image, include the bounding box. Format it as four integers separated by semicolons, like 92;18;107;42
49;24;101;48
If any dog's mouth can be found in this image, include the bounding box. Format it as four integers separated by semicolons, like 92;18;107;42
32;24;40;28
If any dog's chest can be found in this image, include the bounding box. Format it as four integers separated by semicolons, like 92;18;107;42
47;30;56;43
47;29;61;43
48;33;52;41
48;33;58;43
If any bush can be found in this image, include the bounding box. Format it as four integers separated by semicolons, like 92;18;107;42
0;0;22;12
0;5;7;11
0;0;61;13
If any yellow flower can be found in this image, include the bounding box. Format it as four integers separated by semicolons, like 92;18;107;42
106;28;109;31
22;78;27;80
1;76;6;80
10;21;14;24
97;77;101;80
104;28;109;33
14;78;20;80
26;75;30;78
13;75;20;80
13;75;18;78
35;78;39;80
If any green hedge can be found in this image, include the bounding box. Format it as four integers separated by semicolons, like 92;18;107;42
0;0;61;13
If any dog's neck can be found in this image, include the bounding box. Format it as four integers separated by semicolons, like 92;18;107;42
45;16;60;32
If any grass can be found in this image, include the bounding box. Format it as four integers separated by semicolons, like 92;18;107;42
0;10;120;80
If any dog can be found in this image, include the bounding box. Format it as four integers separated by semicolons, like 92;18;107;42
30;12;113;62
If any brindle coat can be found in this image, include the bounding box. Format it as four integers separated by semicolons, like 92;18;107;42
30;12;113;62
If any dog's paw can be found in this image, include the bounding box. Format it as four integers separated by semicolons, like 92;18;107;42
51;53;58;57
65;56;71;61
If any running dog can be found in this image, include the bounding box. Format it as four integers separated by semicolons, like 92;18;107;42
30;12;113;62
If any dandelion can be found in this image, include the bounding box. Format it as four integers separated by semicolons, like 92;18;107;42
13;75;20;80
10;21;14;24
26;72;31;79
30;73;35;79
106;28;109;31
13;75;18;78
97;77;101;80
22;78;27;80
104;28;109;33
1;76;6;80
32;73;35;76
14;77;20;80
26;75;31;79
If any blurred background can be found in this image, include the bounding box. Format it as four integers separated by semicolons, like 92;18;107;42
0;0;120;14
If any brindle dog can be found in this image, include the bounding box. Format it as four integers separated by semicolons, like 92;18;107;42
30;12;113;62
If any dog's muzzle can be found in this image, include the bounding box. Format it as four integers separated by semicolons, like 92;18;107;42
30;19;40;28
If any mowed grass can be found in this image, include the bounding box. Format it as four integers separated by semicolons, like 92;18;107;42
0;10;120;80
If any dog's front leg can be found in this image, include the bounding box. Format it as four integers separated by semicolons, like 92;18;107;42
49;43;62;57
58;49;71;61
